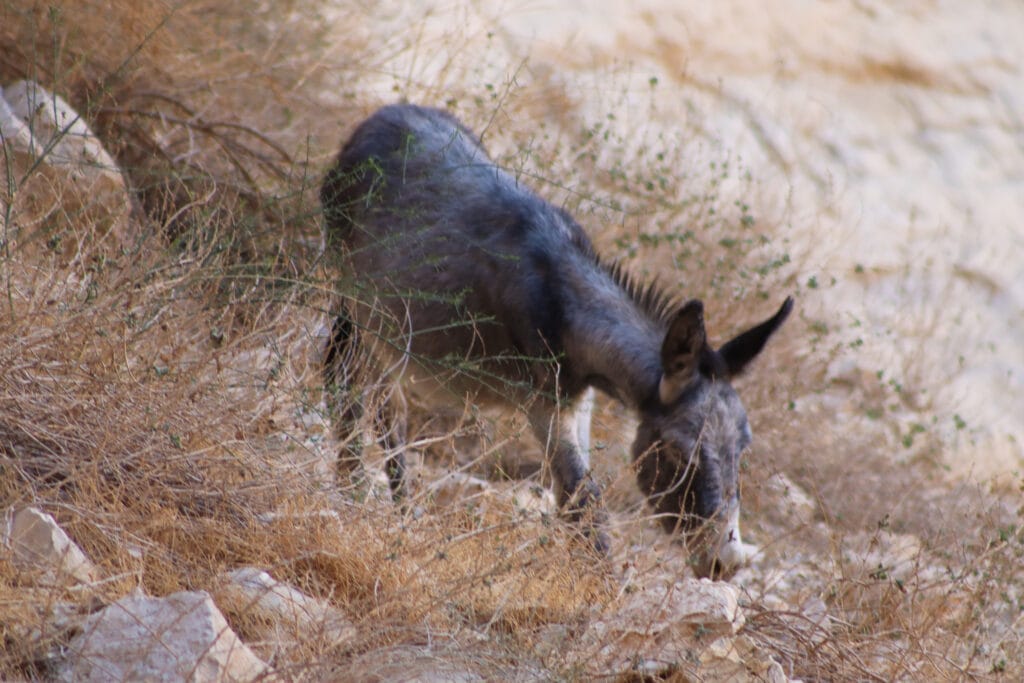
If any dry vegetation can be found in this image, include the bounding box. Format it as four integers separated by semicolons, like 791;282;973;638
1;1;1022;680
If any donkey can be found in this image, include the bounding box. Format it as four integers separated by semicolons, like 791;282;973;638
320;104;792;578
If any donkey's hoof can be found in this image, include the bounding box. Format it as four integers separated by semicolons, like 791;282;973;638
591;528;612;557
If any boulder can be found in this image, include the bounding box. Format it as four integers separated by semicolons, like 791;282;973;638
1;80;130;260
423;470;556;519
698;634;801;682
4;506;100;586
506;480;558;517
1;91;40;233
0;88;42;155
583;578;745;674
767;660;793;683
763;471;817;527
58;590;267;682
342;645;490;682
216;567;357;648
2;596;88;673
425;471;495;510
3;80;122;186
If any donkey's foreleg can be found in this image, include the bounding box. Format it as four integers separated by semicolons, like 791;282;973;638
529;392;609;555
574;387;595;466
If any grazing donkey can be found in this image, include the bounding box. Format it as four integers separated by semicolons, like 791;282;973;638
320;104;792;578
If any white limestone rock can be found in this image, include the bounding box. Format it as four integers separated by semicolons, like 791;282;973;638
764;471;818;527
57;590;268;682
217;567;357;648
4;506;100;586
0;87;42;155
584;578;745;673
4;80;121;182
1;80;130;257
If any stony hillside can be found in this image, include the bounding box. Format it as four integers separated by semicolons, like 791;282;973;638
1;1;1021;680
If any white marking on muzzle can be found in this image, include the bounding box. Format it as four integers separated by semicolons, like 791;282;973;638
694;503;757;579
714;504;754;570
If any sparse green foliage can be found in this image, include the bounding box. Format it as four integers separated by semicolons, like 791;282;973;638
0;2;1019;682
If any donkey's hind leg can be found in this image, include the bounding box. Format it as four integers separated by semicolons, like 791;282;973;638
323;311;368;489
324;309;412;504
372;387;409;502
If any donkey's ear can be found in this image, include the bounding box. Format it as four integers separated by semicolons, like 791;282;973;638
659;300;706;403
718;296;793;377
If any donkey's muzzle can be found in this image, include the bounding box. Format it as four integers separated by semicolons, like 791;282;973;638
691;500;755;580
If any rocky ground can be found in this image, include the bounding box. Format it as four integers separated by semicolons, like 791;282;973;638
2;2;1023;681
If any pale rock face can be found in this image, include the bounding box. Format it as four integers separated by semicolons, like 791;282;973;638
347;0;1024;480
58;591;268;683
3;506;100;586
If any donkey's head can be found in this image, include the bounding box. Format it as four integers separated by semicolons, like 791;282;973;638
633;297;793;579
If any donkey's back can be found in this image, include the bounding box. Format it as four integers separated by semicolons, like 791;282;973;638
321;104;602;404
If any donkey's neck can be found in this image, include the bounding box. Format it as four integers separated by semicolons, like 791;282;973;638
561;267;665;410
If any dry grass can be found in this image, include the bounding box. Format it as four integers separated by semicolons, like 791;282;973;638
2;1;1022;680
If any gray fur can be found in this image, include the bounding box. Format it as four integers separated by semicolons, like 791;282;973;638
321;104;792;575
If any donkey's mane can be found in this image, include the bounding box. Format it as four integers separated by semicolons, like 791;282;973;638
600;257;680;326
